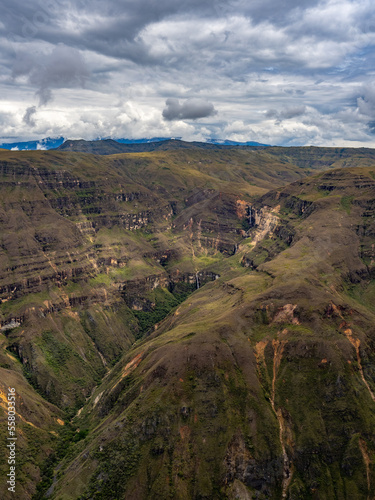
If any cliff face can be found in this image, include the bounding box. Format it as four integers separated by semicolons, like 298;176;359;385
1;147;375;499
1;150;270;304
0;159;170;302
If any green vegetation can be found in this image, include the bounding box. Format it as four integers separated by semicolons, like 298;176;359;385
340;195;354;214
132;286;195;337
83;435;141;499
38;330;73;371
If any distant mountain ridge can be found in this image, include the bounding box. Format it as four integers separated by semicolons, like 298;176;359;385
0;136;269;152
55;138;269;154
0;137;65;151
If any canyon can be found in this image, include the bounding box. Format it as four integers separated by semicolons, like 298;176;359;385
0;142;375;499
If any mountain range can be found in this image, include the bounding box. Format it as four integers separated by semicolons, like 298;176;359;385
0;142;375;499
0;137;269;152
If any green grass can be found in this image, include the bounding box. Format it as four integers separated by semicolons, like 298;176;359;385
132;287;192;337
0;290;52;319
38;330;74;372
89;273;112;286
346;280;375;313
340;195;354;214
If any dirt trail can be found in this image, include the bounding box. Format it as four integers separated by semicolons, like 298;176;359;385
255;331;292;498
270;335;292;499
344;329;375;402
344;330;375;499
359;438;372;500
254;340;268;367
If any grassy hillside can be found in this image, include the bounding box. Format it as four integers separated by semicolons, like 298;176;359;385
40;165;375;500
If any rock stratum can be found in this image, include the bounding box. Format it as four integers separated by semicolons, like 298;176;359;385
0;144;375;499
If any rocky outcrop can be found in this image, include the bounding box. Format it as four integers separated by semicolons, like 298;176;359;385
0;318;21;332
224;432;283;497
120;271;219;310
240;205;281;247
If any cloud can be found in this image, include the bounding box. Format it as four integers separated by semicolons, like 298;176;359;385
1;0;375;146
12;45;89;105
266;106;307;121
354;82;375;134
357;83;375;118
36;88;53;106
367;121;375;135
162;98;217;121
23;106;37;126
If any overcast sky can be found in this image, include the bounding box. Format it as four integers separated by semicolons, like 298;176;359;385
1;0;375;146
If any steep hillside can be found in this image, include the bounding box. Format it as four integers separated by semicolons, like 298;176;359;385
56;139;375;173
0;147;375;499
266;146;375;171
50;167;375;500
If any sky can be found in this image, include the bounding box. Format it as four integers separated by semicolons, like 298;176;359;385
1;0;375;146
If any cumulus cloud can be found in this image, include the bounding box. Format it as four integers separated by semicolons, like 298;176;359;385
162;98;217;121
12;45;89;105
